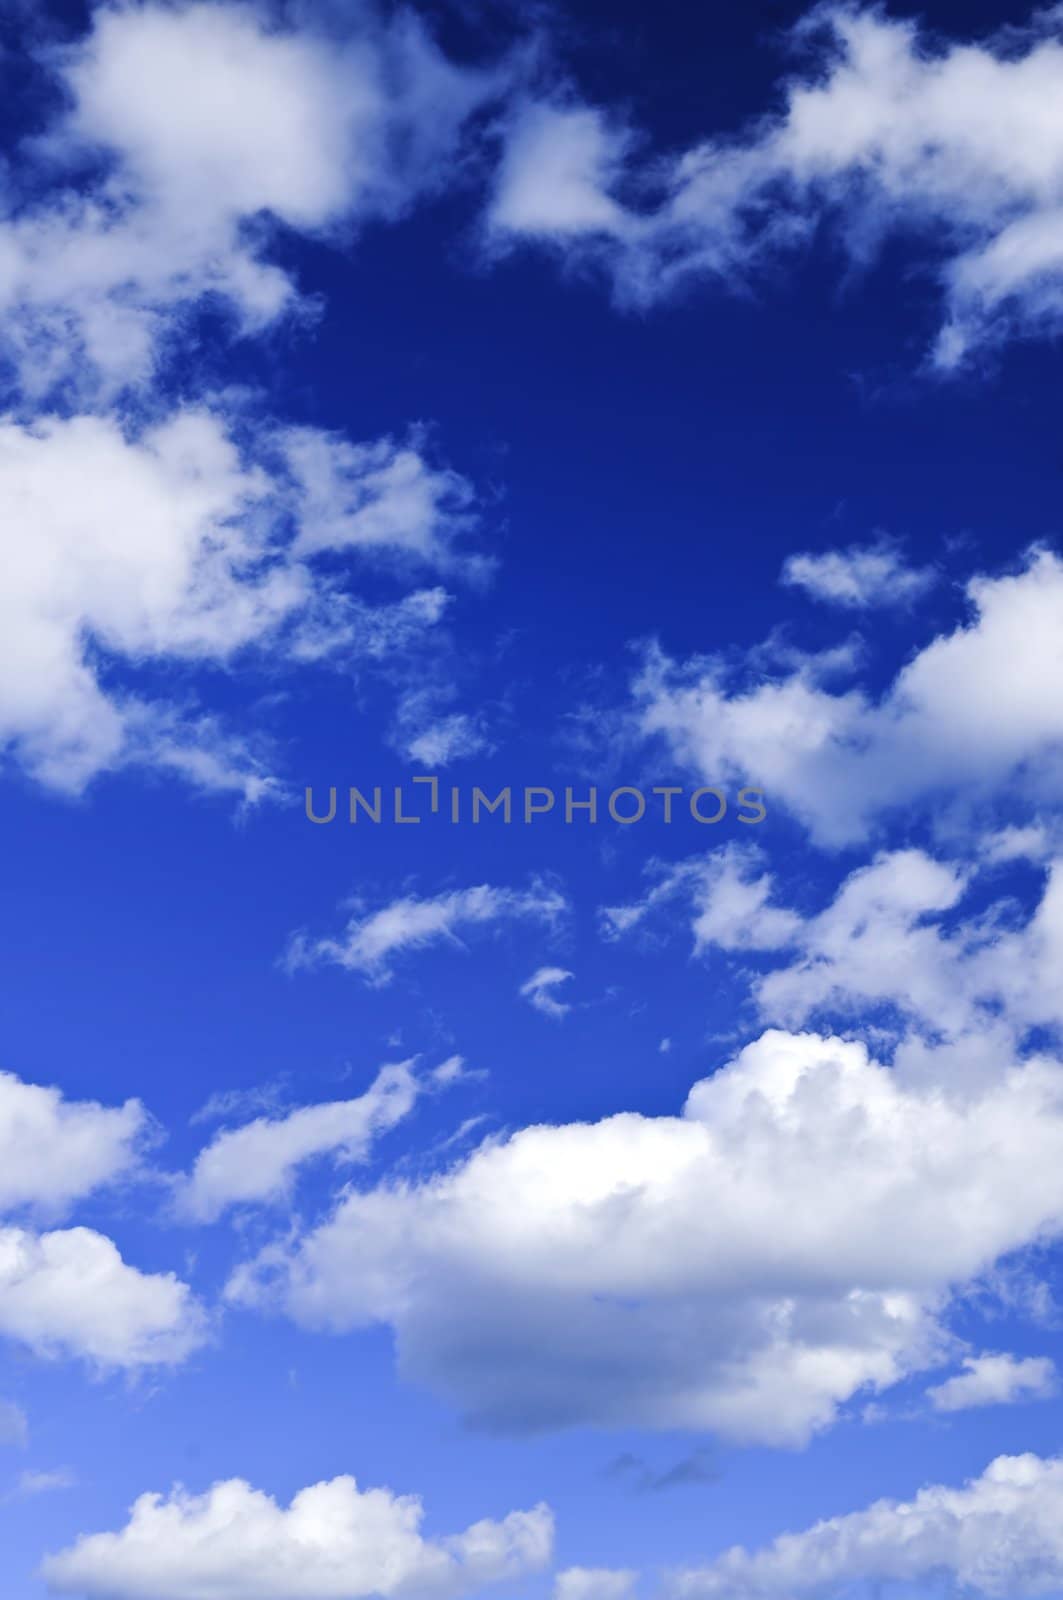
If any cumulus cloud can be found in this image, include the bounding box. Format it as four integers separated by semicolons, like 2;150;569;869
0;406;477;796
0;1225;205;1369
619;842;1063;1063
635;548;1063;844
673;1454;1063;1598
227;1028;1063;1444
287;881;567;983
42;1473;553;1600
928;1352;1057;1413
0;1068;147;1218
179;1060;431;1223
3;1;502;399
489;7;1063;367
519;966;574;1019
0;1070;203;1370
781;539;936;609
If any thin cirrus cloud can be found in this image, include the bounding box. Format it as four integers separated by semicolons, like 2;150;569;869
0;1399;28;1449
177;1058;460;1224
227;1027;1063;1446
487;6;1063;368
672;1454;1063;1599
13;1467;77;1499
519;966;575;1019
286;882;568;984
41;1474;553;1600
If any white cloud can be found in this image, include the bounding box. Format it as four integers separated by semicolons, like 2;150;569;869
983;820;1057;863
0;407;475;796
179;1060;426;1223
0;3;504;800
928;1352;1057;1413
391;686;489;768
489;8;1063;366
554;1569;638;1600
0;1072;202;1370
601;847;803;955
673;1454;1063;1599
287;881;567;983
284;430;486;579
635;548;1063;844
489;105;636;240
0;1069;147;1218
228;1028;1063;1444
4;2;502;398
0;1225;205;1369
42;1474;553;1600
519;966;574;1020
623;842;1063;1063
403;714;486;767
781;539;935;609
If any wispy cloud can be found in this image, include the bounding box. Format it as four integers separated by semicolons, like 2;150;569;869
286;881;567;984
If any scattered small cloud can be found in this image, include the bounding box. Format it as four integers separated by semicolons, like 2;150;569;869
520;966;574;1020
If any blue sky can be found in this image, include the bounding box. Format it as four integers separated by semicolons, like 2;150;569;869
5;0;1063;1595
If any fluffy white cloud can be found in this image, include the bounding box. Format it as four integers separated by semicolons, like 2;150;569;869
287;881;567;983
4;2;501;397
0;1071;203;1370
673;1454;1063;1598
0;1069;147;1217
781;539;935;609
489;8;1063;365
619;842;1063;1061
519;966;574;1020
179;1060;434;1223
635;549;1063;844
0;1225;205;1369
228;1028;1063;1444
42;1474;553;1600
928;1352;1057;1413
0;406;475;795
0;2;508;798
